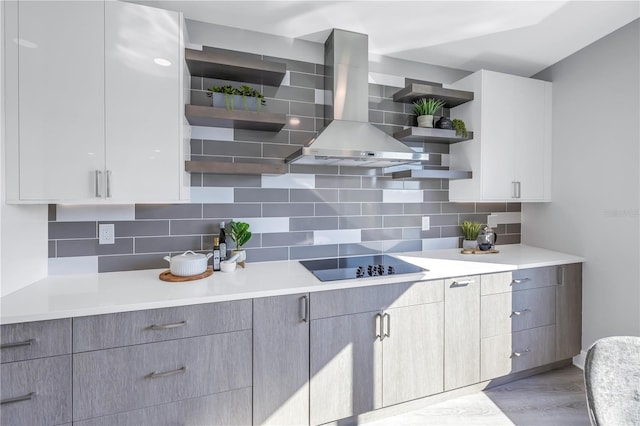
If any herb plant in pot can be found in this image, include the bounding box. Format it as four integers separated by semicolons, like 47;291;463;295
413;98;446;128
452;119;468;138
229;221;252;264
208;85;266;112
461;220;482;250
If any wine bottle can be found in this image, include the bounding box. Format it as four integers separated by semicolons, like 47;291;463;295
219;221;227;260
212;237;221;271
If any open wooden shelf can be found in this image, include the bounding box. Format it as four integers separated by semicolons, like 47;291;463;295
185;160;286;175
185;105;287;131
393;83;474;107
394;127;473;144
185;48;286;86
390;169;472;180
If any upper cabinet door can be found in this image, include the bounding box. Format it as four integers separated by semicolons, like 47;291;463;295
17;1;105;201
105;1;183;203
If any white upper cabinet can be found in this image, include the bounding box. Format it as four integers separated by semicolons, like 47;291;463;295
5;1;188;203
448;70;552;202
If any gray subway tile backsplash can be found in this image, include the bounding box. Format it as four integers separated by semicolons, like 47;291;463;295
48;54;521;272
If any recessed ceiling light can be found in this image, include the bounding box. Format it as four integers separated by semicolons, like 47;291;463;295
154;58;171;67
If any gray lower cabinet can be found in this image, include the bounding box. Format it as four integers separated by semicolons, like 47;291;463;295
309;280;445;425
444;275;480;391
73;388;252;426
73;331;252;421
556;263;582;360
1;355;72;426
253;293;310;425
1;318;71;363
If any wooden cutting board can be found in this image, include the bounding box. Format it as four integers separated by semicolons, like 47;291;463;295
460;248;500;254
159;268;213;282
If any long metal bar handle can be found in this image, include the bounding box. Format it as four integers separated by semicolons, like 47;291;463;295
1;339;34;350
451;280;475;288
299;295;309;323
511;348;531;358
375;313;382;340
95;170;102;198
106;170;112;198
511;309;531;316
516;181;522;199
511;181;517;198
383;313;391;339
557;266;566;286
511;278;531;285
1;392;34;405
147;320;187;331
146;366;187;379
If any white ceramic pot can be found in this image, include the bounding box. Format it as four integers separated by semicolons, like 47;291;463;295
462;239;478;250
163;250;212;276
417;115;434;128
220;260;237;273
231;249;246;263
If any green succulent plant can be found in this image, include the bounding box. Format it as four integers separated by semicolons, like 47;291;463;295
452;118;468;138
207;85;266;111
461;220;482;241
230;221;252;249
412;98;446;116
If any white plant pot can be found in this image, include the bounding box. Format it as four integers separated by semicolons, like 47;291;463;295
462;239;478;250
212;93;259;111
417;115;434;128
232;249;246;263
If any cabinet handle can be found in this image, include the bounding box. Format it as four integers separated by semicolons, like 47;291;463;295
1;339;34;349
511;181;522;198
146;366;187;379
147;320;187;330
511;349;531;358
557;266;566;286
299;295;309;323
383;313;391;339
106;170;112;198
375;313;382;340
511;309;531;316
451;279;474;287
511;278;531;285
1;392;34;405
516;181;521;198
95;170;102;198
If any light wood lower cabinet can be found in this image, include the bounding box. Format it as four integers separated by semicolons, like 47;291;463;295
253;294;310;425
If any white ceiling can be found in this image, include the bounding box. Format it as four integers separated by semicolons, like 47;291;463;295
135;0;639;76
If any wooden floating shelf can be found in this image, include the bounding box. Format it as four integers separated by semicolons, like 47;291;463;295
393;83;474;107
394;127;474;144
185;105;286;131
185;160;286;175
391;169;472;180
185;48;286;86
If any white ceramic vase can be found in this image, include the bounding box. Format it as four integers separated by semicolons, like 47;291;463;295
417;115;434;128
462;239;478;250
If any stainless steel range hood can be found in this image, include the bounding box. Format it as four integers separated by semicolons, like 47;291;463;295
285;29;429;168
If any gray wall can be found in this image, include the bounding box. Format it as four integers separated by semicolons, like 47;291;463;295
523;19;640;351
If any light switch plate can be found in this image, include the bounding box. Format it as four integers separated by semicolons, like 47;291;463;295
422;216;430;231
99;224;115;245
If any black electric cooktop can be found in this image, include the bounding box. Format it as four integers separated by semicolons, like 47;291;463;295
300;255;427;282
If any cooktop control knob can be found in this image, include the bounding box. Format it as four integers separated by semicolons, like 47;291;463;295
388;266;395;275
367;265;373;276
356;266;364;278
376;264;384;275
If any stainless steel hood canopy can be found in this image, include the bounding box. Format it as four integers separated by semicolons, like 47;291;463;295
285;29;429;168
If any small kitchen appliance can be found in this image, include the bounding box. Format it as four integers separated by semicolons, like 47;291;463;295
300;255;427;282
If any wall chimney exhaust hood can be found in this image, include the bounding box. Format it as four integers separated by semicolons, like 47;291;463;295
285;29;429;168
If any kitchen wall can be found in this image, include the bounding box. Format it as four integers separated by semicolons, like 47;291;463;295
46;22;521;274
523;19;640;353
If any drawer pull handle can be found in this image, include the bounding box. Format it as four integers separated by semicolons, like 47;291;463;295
146;366;187;379
511;309;531;317
147;321;187;331
1;339;34;349
299;295;309;323
375;313;383;340
1;392;34;405
451;280;474;287
383;313;391;339
511;349;531;358
511;278;531;285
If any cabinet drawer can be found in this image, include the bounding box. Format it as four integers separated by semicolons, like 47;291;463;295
480;325;555;381
73;300;252;352
311;279;444;319
481;266;559;295
73;330;252;421
73;387;252;426
1;355;72;426
1;319;71;363
481;286;556;338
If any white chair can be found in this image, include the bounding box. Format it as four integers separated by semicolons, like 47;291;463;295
584;336;640;425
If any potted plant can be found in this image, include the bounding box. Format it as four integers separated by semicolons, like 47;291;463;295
229;220;252;263
413;98;446;128
208;85;266;112
452;118;468;138
461;220;482;250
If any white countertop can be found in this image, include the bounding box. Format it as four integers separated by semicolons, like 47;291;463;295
0;244;583;325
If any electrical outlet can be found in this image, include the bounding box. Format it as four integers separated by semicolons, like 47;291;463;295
99;224;115;245
422;216;430;231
